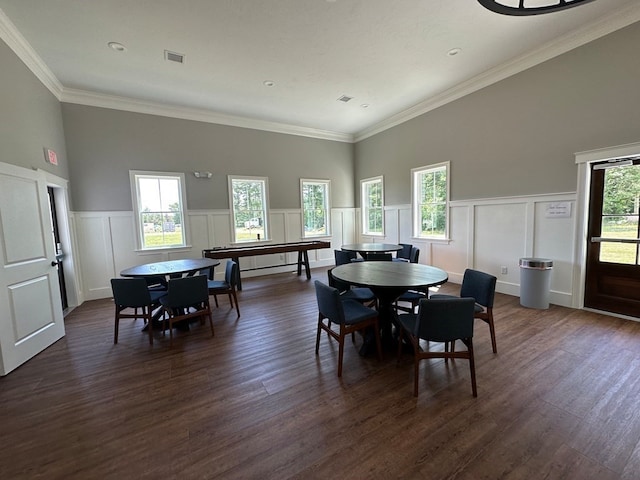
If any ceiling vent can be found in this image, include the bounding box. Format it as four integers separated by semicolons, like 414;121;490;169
165;50;185;64
337;95;353;103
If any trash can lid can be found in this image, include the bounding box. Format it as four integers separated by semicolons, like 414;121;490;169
519;258;553;269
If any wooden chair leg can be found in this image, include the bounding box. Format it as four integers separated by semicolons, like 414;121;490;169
315;315;323;354
114;308;120;344
413;353;420;397
337;327;345;377
465;338;477;397
486;310;497;353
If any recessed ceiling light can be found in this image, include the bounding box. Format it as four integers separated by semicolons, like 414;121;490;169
361;104;370;109
108;42;126;52
447;48;462;57
263;80;275;87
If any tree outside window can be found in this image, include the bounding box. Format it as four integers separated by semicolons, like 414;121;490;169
361;176;384;236
301;179;330;237
412;163;449;239
229;176;269;242
130;171;187;249
599;161;640;264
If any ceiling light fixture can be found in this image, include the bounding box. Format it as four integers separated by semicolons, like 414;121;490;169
263;80;275;87
447;48;462;56
360;104;370;109
477;0;596;16
107;42;126;52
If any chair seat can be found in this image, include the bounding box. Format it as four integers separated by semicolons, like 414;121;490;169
207;280;228;289
149;289;167;303
341;299;378;325
398;290;427;302
340;287;375;303
430;294;485;314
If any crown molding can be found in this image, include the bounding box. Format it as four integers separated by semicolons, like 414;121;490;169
0;8;63;98
354;3;640;142
60;88;354;143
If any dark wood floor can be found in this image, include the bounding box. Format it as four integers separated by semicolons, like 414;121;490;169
2;267;640;479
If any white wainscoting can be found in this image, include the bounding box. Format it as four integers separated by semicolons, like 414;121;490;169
358;192;577;308
72;208;353;301
71;194;577;307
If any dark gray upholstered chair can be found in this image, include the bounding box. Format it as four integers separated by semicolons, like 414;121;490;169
314;280;382;377
111;277;166;345
431;268;497;353
327;268;376;307
394;248;426;313
397;297;477;397
144;275;168;293
392;243;413;262
366;252;392;261
207;260;240;318
334;249;357;266
160;275;214;347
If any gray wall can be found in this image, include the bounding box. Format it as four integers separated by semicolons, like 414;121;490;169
0;41;69;182
62;105;355;212
355;21;640;206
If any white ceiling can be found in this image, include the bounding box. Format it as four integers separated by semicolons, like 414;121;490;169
1;1;639;142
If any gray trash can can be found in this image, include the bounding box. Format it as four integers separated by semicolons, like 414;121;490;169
519;258;553;309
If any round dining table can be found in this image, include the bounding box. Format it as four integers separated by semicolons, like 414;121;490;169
120;257;219;278
340;242;403;260
332;261;448;354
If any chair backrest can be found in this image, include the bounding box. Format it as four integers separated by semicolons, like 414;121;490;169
367;252;392;261
314;280;345;325
327;268;351;294
111;278;152;307
196;267;214;280
398;243;413;260
460;269;497;308
415;297;476;342
144;275;168;289
224;260;238;286
335;249;356;266
409;247;420;263
164;275;209;309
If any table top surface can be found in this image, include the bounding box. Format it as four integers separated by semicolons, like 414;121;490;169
332;261;448;290
340;243;403;253
120;258;220;277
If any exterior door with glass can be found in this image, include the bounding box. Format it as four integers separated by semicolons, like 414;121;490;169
584;158;640;317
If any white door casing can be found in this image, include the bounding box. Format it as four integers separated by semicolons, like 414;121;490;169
0;162;65;375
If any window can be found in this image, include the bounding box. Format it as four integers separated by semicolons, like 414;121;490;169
229;176;269;243
301;179;331;238
361;176;384;235
412;162;449;239
130;171;187;250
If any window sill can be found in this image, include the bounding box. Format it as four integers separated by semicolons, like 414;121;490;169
135;244;192;254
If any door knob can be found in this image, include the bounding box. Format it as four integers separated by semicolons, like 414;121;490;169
51;261;59;267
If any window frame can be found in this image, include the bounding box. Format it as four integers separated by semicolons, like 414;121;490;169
300;178;331;238
129;170;189;251
361;175;385;236
228;175;270;243
411;162;450;240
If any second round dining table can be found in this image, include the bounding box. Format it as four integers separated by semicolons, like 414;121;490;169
332;261;448;354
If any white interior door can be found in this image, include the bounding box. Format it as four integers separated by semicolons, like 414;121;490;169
0;162;65;376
